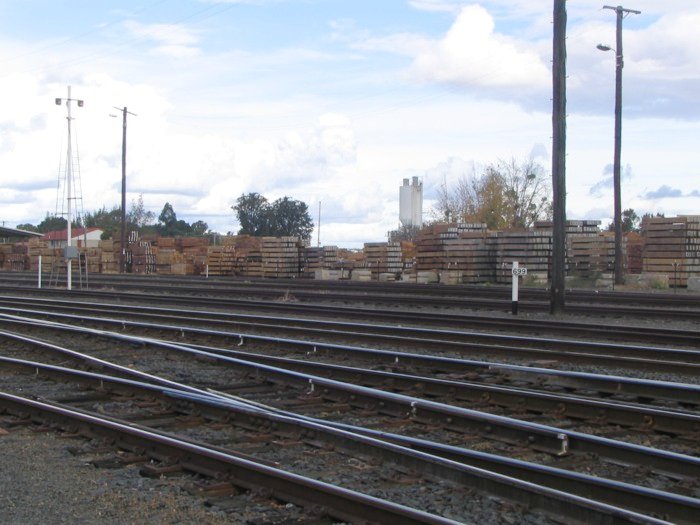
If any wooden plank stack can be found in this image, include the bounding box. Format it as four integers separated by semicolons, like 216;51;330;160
415;223;493;283
642;215;700;287
302;245;339;277
626;232;644;275
566;232;616;278
363;242;403;277
131;242;156;274
492;229;552;284
261;237;301;278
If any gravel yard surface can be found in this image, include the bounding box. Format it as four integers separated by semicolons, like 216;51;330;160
0;427;318;525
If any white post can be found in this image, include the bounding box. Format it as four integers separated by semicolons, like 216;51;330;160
206;264;209;279
38;255;42;289
511;261;519;315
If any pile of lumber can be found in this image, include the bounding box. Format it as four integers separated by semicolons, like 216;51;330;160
1;243;27;271
261;237;301;278
415;223;493;284
642;216;700;287
302;245;339;277
566;232;616;278
492;229;552;284
131;242;156;274
363;242;403;277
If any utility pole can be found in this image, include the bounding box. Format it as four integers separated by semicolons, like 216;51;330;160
317;201;321;247
113;106;137;273
55;86;84;291
602;5;640;286
550;0;567;314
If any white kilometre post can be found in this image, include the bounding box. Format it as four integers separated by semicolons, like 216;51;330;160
511;261;527;315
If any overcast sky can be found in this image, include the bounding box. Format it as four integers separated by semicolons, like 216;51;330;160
1;1;698;247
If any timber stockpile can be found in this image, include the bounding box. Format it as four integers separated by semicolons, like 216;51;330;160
301;245;339;278
205;235;261;277
261;236;302;278
4;216;700;287
492;228;552;284
414;223;493;284
539;220;615;280
642;215;700;287
363;242;403;280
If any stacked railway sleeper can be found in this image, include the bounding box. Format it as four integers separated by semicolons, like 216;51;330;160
0;292;699;523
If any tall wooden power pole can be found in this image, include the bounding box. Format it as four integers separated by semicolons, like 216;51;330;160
113;106;136;273
550;0;567;314
602;5;640;286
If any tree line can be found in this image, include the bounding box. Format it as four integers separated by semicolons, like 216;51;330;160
16;193;316;241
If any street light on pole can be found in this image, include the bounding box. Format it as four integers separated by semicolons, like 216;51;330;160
55;86;84;291
110;106;136;273
599;4;640;287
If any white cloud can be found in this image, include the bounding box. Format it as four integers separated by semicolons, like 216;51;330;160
123;21;201;57
411;5;550;89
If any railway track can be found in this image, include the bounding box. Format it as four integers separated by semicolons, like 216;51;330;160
1;315;700;511
2;357;696;524
1;289;700;351
0;271;699;320
1;286;698;522
1;296;699;381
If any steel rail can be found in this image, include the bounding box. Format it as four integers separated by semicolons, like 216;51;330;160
1;274;700;320
1;355;694;524
0;392;463;525
3;271;700;312
0;320;570;455
2;308;697;407
1;297;698;359
182;341;700;436
2;305;698;377
2;307;698;405
2;319;700;480
2;288;700;348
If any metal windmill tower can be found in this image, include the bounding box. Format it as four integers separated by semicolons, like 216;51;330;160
55;86;84;291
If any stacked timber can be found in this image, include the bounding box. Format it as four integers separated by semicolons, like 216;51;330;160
534;220;601;235
261;237;301;278
27;239;57;273
98;239;119;274
180;237;208;275
206;245;236;276
566;232;616;278
131;242;156;274
642;216;700;287
415;223;493;283
303;245;339;278
492;229;552;284
2;242;28;271
626;232;644;275
363;242;403;278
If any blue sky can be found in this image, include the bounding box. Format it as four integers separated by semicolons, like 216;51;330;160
1;1;698;246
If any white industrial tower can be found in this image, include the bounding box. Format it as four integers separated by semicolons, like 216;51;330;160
399;176;423;228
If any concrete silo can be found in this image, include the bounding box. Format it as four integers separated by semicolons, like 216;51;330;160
399;176;423;228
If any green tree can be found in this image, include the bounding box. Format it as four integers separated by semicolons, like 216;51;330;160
156;202;205;236
233;193;272;236
232;193;314;239
190;220;209;236
16;223;39;232
269;197;314;239
83;206;122;239
37;214;68;233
